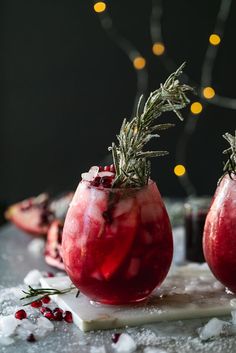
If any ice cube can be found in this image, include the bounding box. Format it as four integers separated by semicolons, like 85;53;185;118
144;348;167;353
35;317;54;337
90;346;106;353
97;171;114;178
40;276;72;291
0;336;15;346
0;315;19;337
112;333;137;353
27;238;45;256
199;318;228;340
24;269;42;286
16;319;37;340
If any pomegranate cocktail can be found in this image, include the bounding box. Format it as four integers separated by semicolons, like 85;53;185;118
62;63;192;304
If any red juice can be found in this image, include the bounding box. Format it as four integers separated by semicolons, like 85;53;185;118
62;179;173;304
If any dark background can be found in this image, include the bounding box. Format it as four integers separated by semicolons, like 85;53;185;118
0;0;236;216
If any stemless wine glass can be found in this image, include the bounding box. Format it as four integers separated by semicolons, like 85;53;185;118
62;179;173;304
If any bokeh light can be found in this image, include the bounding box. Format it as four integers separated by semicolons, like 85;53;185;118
209;34;221;45
203;87;215;99
190;102;203;115
94;2;106;13
174;165;186;177
133;56;146;70
152;42;165;56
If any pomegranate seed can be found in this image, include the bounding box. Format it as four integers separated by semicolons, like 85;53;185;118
111;333;121;343
91;176;101;187
98;166;103;171
42;296;50;304
110;164;115;173
104;165;110;171
30;300;42;308
15;309;27;320
27;333;36;342
101;176;112;188
44;311;55;320
40;306;52;314
63;311;73;323
53;308;63;321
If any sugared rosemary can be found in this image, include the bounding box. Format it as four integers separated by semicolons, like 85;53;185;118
222;131;236;179
109;63;193;188
20;285;77;306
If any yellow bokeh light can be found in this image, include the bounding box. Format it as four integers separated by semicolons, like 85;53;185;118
133;56;146;70
203;87;215;99
94;1;106;13
209;34;221;46
190;102;203;115
152;42;165;56
174;165;186;177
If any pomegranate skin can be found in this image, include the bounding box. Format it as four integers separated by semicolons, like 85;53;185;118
203;174;236;292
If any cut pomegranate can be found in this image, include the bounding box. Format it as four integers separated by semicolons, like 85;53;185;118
63;311;73;323
5;192;74;236
30;300;42;308
42;296;50;304
15;309;27;320
44;220;65;270
27;333;36;342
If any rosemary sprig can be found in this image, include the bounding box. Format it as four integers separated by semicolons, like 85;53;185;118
20;285;77;306
221;130;236;181
109;62;193;188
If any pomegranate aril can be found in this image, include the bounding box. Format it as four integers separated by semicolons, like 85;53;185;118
101;176;112;188
44;311;55;320
98;166;104;172
110;164;115;173
63;311;73;323
104;165;110;171
46;272;54;277
31;300;42;308
40;306;52;314
27;333;36;343
91;176;101;187
15;309;27;320
111;333;121;343
42;295;50;304
53;308;63;321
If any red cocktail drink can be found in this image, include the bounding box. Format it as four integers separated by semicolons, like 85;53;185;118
62;174;173;304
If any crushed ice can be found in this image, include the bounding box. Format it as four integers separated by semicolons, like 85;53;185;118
112;333;137;353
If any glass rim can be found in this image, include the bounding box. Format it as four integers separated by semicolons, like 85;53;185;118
81;178;155;192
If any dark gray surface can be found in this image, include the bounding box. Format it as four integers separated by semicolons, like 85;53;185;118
1;224;236;353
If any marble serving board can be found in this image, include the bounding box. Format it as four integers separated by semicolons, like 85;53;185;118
40;264;236;332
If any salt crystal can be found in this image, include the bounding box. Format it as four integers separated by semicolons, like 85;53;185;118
144;348;167;353
35;317;54;337
0;336;15;346
112;333;137;353
0;315;19;337
28;238;45;256
199;318;227;340
24;269;42;286
90;346;106;353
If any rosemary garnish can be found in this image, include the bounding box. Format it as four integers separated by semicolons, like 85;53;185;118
109;63;193;188
20;285;77;306
221;131;236;181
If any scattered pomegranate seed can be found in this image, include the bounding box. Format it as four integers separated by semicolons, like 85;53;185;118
42;296;50;304
44;311;55;320
63;311;73;323
110;164;115;173
53;308;63;321
15;309;27;320
27;333;36;342
104;165;110;171
40;306;52;314
30;300;42;308
111;333;121;343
